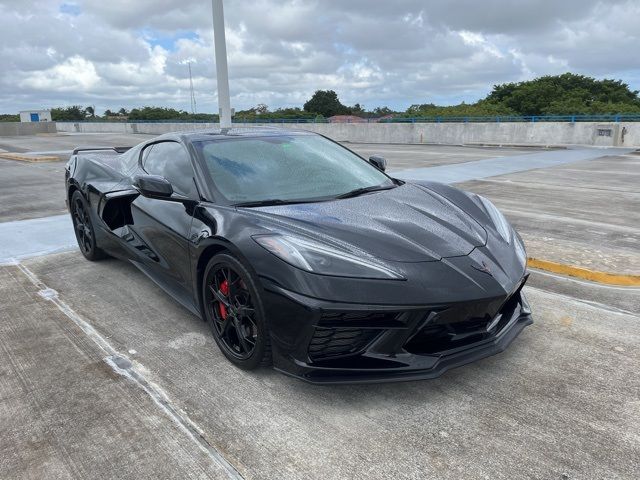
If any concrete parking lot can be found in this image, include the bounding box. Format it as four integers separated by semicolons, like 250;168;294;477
0;132;156;157
0;132;638;479
0;133;156;221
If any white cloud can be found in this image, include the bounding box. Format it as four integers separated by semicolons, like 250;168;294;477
0;0;638;113
20;55;100;92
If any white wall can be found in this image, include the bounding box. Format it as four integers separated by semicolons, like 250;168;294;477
19;110;52;122
55;121;640;147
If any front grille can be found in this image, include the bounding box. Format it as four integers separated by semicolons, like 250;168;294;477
404;282;525;355
308;327;381;360
318;311;400;327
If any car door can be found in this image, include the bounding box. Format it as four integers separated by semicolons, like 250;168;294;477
129;141;200;310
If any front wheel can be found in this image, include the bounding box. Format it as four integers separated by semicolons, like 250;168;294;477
202;253;272;370
70;190;106;261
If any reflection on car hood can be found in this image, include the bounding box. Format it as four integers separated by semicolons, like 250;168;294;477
250;184;487;262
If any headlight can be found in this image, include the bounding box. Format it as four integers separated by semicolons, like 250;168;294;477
514;232;527;267
252;234;404;280
477;195;511;243
477;195;527;267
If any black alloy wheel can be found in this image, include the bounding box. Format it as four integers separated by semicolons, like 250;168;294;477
203;253;271;369
70;190;106;261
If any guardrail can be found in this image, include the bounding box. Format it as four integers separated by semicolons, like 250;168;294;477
379;114;640;123
58;114;640;124
234;114;640;123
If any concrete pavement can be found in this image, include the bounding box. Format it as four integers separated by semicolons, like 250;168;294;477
1;252;636;479
0;134;638;479
0;262;237;480
0;132;155;156
0;214;74;263
395;147;635;183
457;152;640;276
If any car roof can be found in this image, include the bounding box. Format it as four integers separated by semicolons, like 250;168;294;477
153;127;317;143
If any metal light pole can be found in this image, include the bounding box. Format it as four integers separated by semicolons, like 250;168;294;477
188;61;197;114
212;0;232;128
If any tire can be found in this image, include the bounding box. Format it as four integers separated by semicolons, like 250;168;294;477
70;190;107;261
202;252;272;370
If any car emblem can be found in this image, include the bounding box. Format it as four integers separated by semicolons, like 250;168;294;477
472;260;493;276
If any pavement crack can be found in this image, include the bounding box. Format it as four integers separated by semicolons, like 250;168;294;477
16;262;245;480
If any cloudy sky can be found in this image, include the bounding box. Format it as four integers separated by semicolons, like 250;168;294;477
1;0;639;114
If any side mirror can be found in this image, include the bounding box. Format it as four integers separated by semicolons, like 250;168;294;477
369;155;387;172
134;174;173;198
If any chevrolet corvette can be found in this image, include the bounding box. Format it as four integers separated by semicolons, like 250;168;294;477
65;128;532;383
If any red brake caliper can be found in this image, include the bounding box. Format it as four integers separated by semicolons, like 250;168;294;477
217;279;229;320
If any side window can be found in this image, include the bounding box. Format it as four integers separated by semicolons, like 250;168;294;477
142;142;198;198
141;144;154;166
117;145;141;175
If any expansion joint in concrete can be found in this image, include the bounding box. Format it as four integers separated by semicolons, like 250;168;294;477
16;262;245;480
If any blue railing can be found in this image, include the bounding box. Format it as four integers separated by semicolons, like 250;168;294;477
235;114;640;123
382;114;640;123
67;114;640;124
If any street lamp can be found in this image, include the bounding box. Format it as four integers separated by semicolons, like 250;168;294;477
212;0;232;128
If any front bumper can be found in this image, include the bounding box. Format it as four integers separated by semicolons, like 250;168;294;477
262;275;533;384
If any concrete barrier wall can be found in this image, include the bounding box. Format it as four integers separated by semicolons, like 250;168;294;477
0;122;56;136
55;121;640;147
55;121;219;135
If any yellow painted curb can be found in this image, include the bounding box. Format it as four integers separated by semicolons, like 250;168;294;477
528;257;640;287
0;152;59;163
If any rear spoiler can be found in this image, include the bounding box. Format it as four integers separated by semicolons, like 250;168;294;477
72;146;132;155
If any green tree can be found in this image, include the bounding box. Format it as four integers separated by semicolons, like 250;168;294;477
303;90;349;117
373;106;395;116
485;73;640;115
403;73;640;118
405;100;514;118
271;107;315;118
126;106;217;122
128;106;188;121
0;114;20;122
350;103;365;115
51;106;86;121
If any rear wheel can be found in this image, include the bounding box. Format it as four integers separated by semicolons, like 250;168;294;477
70;190;106;261
202;253;272;370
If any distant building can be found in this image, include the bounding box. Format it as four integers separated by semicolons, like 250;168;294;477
327;115;367;123
19;109;52;123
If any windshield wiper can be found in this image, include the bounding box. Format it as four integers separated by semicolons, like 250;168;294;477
233;199;297;208
232;198;324;207
234;185;397;207
335;184;397;199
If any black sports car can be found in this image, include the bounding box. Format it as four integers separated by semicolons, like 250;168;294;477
65;128;532;383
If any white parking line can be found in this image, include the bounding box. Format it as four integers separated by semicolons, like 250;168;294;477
17;262;245;480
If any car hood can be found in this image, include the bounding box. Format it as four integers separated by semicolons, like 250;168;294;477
248;183;487;262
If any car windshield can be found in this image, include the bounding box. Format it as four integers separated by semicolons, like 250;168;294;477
194;135;394;204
